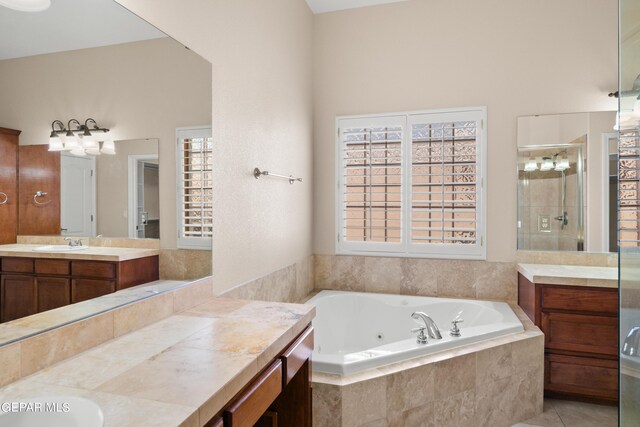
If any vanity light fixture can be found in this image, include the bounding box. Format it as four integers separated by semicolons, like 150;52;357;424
540;157;554;171
0;0;50;12
48;118;114;156
524;158;538;172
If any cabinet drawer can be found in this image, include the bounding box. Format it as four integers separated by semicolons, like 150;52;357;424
1;257;33;273
35;259;70;276
541;286;617;315
71;261;116;279
71;279;115;303
281;327;313;386
545;353;618;402
542;312;617;356
224;360;282;427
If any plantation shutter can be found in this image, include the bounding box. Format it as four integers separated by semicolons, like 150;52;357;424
408;111;484;257
177;127;213;249
619;128;640;246
336;108;486;259
338;116;405;252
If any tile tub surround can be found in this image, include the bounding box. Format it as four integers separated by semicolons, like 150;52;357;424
314;255;518;303
312;305;544;427
0;276;214;388
221;256;315;303
517;263;617;288
0;295;314;426
0;243;159;262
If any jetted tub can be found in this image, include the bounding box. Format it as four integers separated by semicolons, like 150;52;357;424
308;290;524;375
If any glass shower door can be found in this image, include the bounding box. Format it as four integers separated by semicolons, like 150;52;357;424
619;0;640;423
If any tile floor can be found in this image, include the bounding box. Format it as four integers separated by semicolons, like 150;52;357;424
514;398;618;427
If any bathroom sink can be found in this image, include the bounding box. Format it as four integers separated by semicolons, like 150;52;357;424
0;396;104;427
32;245;90;252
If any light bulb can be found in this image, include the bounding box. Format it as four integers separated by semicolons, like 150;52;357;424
81;133;98;150
540;158;554;171
48;134;64;151
555;158;570;171
100;138;116;155
524;159;538;172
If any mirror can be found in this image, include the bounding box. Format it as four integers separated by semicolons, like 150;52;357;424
0;0;212;343
516;111;617;253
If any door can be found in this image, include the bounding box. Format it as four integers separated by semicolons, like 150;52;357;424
0;129;18;244
136;160;146;238
61;155;95;236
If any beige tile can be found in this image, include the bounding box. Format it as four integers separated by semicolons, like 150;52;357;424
434;353;476;399
436;260;477;298
511;366;544;422
113;293;174;337
511;334;544;373
517;399;564;427
386;363;435;421
433;389;475;427
27;339;172;390
182;298;250;318
475;376;517;427
116;315;216;346
21;312;114;376
342;376;387;426
551;399;617;427
97;346;257;410
333;256;365;292
364;257;403;294
400;258;438;296
391;404;435;427
159;249;212;281
314;255;334;289
0;343;21;387
476;343;513;385
172;278;214;313
295;257;314;302
312;382;342;427
475;262;517;303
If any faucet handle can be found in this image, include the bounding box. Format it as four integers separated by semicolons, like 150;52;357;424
450;319;464;337
412;327;428;344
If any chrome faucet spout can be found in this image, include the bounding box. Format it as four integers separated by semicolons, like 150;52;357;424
411;311;442;340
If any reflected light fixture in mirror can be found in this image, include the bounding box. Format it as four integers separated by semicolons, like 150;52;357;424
0;0;50;12
48;118;115;156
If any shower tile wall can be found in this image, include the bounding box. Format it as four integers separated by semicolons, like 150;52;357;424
518;167;582;251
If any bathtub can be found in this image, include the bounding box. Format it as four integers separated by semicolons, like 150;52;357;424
307;290;524;375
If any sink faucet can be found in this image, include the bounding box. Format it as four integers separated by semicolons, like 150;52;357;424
64;237;83;247
411;312;443;340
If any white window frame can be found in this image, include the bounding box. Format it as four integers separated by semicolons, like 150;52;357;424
335;107;487;260
176;126;213;250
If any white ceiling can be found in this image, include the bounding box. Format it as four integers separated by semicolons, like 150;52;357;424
0;0;166;61
305;0;411;14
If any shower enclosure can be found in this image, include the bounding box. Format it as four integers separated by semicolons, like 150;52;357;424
619;0;640;423
517;145;584;251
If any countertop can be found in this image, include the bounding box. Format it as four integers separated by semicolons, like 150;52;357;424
0;244;159;262
0;297;315;426
517;263;618;288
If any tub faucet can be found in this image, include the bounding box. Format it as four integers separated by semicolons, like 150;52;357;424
411;312;442;340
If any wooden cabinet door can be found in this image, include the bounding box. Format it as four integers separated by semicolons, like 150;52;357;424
37;277;70;313
0;128;19;245
1;274;36;322
541;311;618;356
71;279;115;303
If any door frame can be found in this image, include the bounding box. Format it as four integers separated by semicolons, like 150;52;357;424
602;132;617;251
60;153;96;236
127;154;159;238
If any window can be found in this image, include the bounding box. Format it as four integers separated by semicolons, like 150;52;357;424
619;128;640;247
337;107;486;259
176;127;213;249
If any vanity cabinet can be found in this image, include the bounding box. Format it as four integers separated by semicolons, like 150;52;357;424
206;326;314;427
0;255;159;323
518;273;618;404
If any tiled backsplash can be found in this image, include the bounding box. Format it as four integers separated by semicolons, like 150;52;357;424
314;255;517;303
516;250;617;267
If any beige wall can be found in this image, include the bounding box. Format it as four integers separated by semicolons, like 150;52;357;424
0;37;212;249
114;0;314;292
313;0;618;261
95;138;158;238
